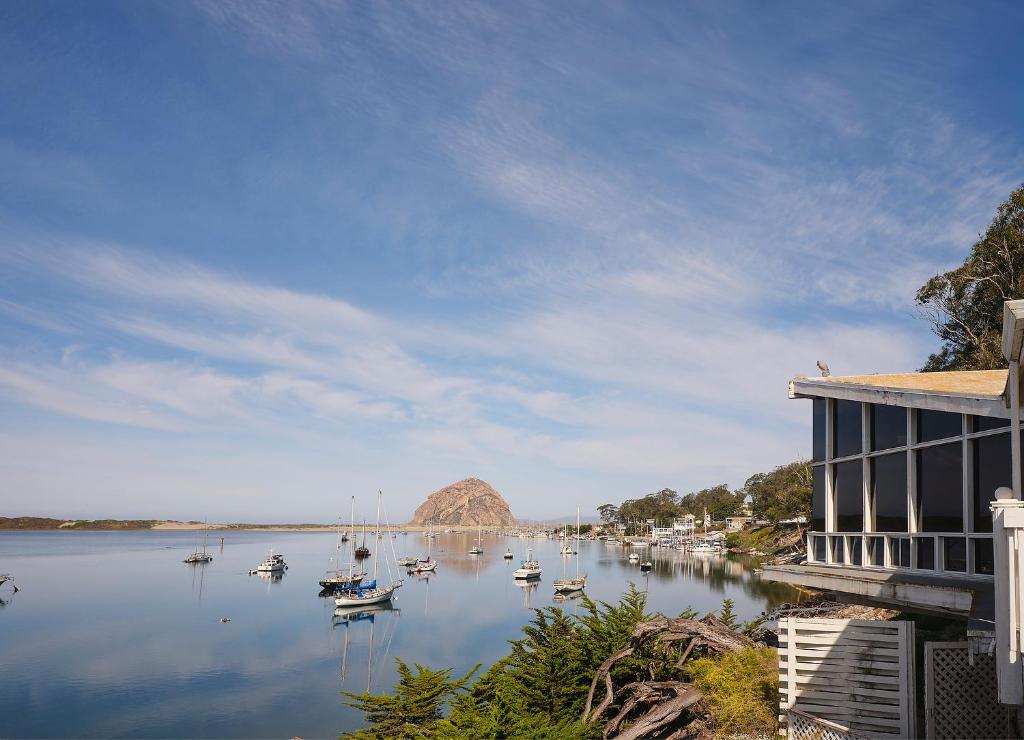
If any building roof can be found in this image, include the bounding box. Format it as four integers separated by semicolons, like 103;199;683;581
790;368;1010;416
802;369;1007;397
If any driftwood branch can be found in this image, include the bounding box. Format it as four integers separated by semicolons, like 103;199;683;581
582;614;753;737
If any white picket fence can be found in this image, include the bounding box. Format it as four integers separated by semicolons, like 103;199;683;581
778;617;915;738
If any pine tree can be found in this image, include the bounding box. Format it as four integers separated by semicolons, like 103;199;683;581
718;598;739;630
341;659;477;738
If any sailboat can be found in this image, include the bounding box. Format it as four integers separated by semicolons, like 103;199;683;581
513;546;542;579
321;500;366;590
184;522;213;563
335;491;403;607
411;524;437;573
503;546;514;559
553;507;586;592
355;519;371;559
469;523;484;555
559;522;573;555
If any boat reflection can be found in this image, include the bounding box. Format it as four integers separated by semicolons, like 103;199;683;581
333;601;399;626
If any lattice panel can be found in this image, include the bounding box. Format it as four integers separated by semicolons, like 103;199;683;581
787;709;860;740
924;642;1007;739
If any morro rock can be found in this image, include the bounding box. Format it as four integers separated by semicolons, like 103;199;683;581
411;478;516;526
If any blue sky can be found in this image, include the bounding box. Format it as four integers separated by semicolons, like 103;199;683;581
1;1;1022;522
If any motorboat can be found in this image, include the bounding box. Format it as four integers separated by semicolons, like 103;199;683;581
640;561;652;572
410;557;437;573
397;556;419;567
689;541;719;555
628;552;640;563
503;547;514;559
513;547;542;579
256;550;286;572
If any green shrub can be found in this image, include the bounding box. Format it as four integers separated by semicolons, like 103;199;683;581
687;646;778;737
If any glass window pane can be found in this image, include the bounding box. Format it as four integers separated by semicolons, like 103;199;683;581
918;409;962;443
943;537;967;572
812;466;826;532
849;538;862;566
813;536;826;563
835;460;863;532
871;452;908;532
917;537;935;569
974;415;1011;433
813;398;827;462
974;539;994;575
830;536;844;564
871;404;907;451
834;400;862;458
868;536;885;566
917;443;963;532
889;538;910;567
973;433;1011;533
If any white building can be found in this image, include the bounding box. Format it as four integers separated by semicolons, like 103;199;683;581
763;300;1024;709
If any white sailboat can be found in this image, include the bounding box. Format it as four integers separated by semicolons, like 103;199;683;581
554;507;586;592
469;523;484;555
335;491;403;607
513;546;542;579
559;522;573;555
184;522;213;563
410;517;437;572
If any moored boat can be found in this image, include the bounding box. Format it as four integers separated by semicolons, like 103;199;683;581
513;547;542;579
256;550;286;572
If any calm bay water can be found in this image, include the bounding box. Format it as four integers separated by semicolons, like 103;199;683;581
0;530;795;738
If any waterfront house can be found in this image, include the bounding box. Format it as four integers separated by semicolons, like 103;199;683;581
725;515;752;530
763;299;1024;718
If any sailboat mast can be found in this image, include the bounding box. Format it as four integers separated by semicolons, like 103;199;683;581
576;506;580;577
350;496;356;547
374;490;381;581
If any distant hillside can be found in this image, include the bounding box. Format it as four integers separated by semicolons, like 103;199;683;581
411;478;516;526
0;517;158;530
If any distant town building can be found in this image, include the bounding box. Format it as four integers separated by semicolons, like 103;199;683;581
725;515;752;531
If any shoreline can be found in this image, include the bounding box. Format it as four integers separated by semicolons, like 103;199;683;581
0;521;562;532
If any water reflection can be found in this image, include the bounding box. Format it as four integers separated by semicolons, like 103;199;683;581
0;531;796;738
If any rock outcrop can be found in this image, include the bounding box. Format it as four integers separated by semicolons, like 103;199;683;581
410;478;515;526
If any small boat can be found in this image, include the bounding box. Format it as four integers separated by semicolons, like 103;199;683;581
256;550;286;572
410;529;437;572
628;552;640;563
689;542;719;555
469;524;484;554
513;547;542;579
554;508;586;593
410;557;437;573
397;556;419;567
640;561;652;572
184;522;214;563
559;523;573;555
503;547;514;559
320;571;365;590
605;538;621;545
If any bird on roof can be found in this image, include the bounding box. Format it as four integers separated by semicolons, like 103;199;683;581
816;360;831;377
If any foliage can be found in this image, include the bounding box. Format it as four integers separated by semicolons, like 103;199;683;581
687;646;779;737
608;485;745;531
341;660;478;738
744;460;812;522
916;184;1024;371
344;586;775;739
717;598;738;630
